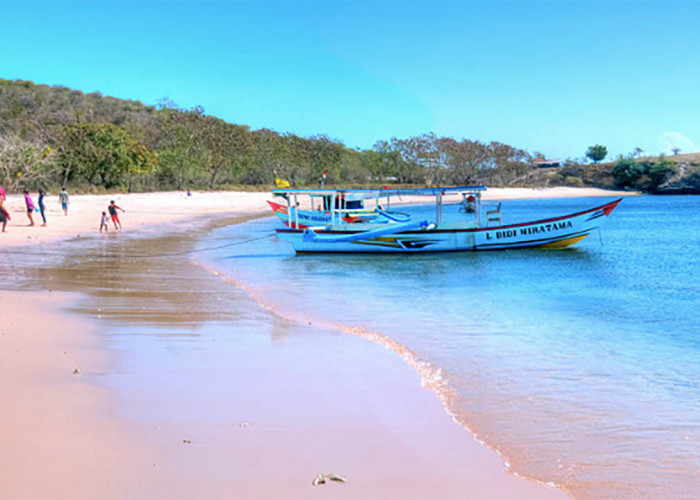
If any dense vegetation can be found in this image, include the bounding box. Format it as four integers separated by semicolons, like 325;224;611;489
548;152;699;193
0;79;536;193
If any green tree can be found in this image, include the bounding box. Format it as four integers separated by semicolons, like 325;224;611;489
439;137;489;185
199;116;252;189
54;122;157;189
155;110;204;189
156;107;252;189
487;141;532;185
308;134;345;186
612;157;644;187
0;134;54;190
247;128;289;185
388;136;427;184
366;141;403;182
585;144;608;163
648;154;675;190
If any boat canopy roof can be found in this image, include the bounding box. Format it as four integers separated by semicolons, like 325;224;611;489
272;186;487;199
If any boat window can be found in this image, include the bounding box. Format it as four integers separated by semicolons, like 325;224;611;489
345;200;363;210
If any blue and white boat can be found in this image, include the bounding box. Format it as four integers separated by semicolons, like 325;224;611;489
272;186;622;254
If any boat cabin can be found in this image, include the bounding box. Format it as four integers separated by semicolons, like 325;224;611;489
271;186;491;229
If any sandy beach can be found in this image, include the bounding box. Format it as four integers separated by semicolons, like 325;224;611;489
0;186;633;499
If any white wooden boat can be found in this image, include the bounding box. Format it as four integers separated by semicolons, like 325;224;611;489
268;188;408;228
271;187;622;254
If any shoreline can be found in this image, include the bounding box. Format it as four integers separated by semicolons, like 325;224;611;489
1;219;567;498
0;187;624;498
0;287;566;499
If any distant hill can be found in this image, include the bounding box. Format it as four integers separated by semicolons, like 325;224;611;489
0;78;538;193
2;78;696;194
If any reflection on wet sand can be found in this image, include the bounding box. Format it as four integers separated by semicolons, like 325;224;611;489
3;215;262;330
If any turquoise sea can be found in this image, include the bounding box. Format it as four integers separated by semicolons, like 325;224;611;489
197;195;700;499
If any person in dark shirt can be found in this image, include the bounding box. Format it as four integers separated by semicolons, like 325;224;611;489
38;189;47;226
108;200;125;230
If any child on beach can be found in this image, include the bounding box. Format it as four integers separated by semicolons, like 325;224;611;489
99;211;109;232
23;190;35;226
0;198;10;232
108;200;125;230
59;187;69;215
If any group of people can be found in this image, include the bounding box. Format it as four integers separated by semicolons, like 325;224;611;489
100;201;125;232
0;186;125;234
0;186;70;232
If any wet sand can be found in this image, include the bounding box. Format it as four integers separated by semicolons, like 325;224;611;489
0;209;569;498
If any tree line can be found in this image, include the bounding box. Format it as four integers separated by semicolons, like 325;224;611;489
0;79;535;193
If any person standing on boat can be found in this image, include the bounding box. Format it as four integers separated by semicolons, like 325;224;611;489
108;200;125;230
464;195;477;213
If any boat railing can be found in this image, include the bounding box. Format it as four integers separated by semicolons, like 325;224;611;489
377;208;411;222
339;207;378;215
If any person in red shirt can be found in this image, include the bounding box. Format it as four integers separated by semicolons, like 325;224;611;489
108;200;125;230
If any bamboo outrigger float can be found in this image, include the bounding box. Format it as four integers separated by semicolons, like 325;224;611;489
269;186;621;254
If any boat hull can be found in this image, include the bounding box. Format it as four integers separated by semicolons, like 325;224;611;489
276;199;622;253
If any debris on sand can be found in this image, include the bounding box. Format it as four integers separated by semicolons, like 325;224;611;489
312;473;347;486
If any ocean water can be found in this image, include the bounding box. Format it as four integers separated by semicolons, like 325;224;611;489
197;195;700;499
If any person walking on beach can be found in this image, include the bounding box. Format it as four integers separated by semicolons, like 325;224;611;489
59;187;69;215
108;200;125;230
0;185;6;201
99;211;109;232
0;198;10;232
38;189;47;226
23;190;35;226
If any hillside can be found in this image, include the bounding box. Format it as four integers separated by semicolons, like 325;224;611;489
541;151;700;194
0;78;535;193
2;78;697;194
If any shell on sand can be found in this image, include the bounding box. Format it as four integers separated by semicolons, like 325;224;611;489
312;473;347;486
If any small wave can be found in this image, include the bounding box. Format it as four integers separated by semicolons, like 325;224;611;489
193;259;566;496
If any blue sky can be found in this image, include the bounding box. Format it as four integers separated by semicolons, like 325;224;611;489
2;1;699;160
